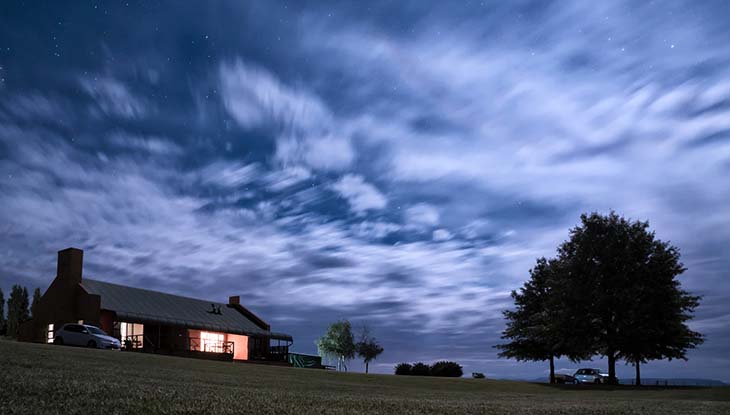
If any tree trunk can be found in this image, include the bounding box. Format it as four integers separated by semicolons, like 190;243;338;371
549;355;555;384
607;352;617;385
366;361;369;374
635;361;641;386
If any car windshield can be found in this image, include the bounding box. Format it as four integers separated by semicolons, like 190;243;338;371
86;326;106;335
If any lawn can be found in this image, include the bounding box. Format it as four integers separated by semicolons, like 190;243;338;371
1;339;728;414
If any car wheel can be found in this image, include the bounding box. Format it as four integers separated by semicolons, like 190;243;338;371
87;340;97;348
54;337;64;345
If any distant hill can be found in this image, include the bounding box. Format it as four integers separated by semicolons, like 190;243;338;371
531;377;727;387
619;378;727;387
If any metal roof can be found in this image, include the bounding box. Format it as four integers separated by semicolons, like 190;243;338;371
81;278;292;341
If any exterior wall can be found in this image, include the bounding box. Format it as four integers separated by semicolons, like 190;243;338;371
99;310;116;335
19;248;101;342
228;334;249;360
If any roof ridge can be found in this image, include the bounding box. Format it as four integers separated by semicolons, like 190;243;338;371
82;278;227;305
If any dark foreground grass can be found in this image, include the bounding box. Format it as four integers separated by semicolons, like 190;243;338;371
1;339;728;414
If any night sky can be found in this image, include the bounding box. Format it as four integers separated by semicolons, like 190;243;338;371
1;1;729;381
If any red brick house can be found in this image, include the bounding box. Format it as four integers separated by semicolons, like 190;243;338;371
20;247;292;362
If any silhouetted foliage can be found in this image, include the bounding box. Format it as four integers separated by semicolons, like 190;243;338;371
497;212;703;386
394;362;412;375
496;257;590;383
6;285;30;338
355;325;384;374
316;320;356;372
557;212;703;385
429;361;463;377
31;287;41;319
0;287;5;335
411;362;430;376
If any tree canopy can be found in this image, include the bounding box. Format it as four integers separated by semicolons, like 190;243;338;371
355;325;384;374
317;319;356;372
6;285;30;338
557;212;702;384
0;287;5;335
31;287;41;319
496;257;590;383
498;212;703;385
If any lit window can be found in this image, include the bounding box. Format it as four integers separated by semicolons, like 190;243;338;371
47;324;54;343
77;320;84;324
120;322;144;349
201;331;225;353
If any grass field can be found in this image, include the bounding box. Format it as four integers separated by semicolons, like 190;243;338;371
1;339;728;414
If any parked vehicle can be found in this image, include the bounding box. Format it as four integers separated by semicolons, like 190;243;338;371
573;368;608;384
554;373;577;384
53;323;121;350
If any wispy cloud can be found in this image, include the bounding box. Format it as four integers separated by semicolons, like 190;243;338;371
1;0;729;380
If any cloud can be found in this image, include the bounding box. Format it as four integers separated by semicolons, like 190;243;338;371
80;76;148;119
432;229;452;241
331;174;387;214
2;0;730;380
405;203;440;228
219;59;355;171
219;59;331;131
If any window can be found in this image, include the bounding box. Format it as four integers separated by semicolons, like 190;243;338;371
119;322;144;349
46;324;54;343
87;326;106;335
64;324;82;333
200;331;225;353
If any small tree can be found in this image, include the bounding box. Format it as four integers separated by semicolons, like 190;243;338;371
6;285;30;338
316;319;356;372
31;287;41;318
0;287;5;335
355;325;384;374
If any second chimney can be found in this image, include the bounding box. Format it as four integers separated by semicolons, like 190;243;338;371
229;295;240;305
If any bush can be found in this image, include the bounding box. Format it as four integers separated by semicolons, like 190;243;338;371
394;363;412;375
429;361;463;377
411;362;431;376
472;372;485;379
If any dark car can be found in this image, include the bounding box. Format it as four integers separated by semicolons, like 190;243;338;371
554;373;577;384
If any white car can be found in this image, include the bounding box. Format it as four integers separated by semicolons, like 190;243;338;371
53;323;121;350
573;368;609;384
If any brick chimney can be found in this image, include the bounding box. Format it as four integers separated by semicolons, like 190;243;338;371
57;247;83;284
228;295;240;305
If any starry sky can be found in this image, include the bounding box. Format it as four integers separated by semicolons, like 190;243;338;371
1;1;729;381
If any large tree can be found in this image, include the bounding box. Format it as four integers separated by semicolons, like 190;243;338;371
558;212;703;384
497;257;590;383
356;325;384;374
31;287;42;319
317;320;356;372
6;285;30;338
0;287;5;335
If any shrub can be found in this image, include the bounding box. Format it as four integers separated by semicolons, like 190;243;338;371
472;372;486;379
394;363;412;375
411;362;431;376
429;361;463;377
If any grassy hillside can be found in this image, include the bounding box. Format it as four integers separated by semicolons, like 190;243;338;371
1;339;728;414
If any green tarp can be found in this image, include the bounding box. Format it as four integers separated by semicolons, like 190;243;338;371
288;353;322;368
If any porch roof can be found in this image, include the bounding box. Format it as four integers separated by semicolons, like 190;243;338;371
81;278;292;341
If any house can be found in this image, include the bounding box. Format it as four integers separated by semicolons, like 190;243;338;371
20;247;293;362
